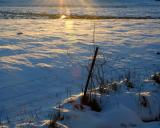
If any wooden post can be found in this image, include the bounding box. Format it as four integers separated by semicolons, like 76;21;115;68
84;47;99;96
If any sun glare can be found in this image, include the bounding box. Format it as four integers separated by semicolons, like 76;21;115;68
57;0;95;20
60;15;67;19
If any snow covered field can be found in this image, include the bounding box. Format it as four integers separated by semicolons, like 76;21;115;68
0;0;160;127
0;19;160;125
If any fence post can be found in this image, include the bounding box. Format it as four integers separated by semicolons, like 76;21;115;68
84;47;99;96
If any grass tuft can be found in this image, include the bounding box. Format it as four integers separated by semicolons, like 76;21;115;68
152;72;160;84
81;95;101;112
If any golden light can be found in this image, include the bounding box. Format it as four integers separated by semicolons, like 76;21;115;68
65;20;73;30
60;15;67;19
57;0;96;19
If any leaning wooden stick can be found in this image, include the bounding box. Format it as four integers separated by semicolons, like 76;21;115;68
84;47;99;96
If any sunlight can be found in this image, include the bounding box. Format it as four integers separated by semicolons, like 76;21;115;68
30;0;98;20
57;0;97;19
65;20;73;29
60;15;67;19
63;20;76;44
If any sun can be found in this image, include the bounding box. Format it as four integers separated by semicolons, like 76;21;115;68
60;15;67;19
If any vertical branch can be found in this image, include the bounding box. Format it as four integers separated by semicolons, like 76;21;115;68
84;47;99;96
92;21;96;44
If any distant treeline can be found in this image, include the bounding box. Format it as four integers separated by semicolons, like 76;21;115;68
1;11;160;19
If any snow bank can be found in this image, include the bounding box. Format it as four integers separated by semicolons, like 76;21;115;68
55;80;160;128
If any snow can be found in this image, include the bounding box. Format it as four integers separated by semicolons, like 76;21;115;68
0;0;160;127
0;18;160;126
137;122;160;128
56;79;160;128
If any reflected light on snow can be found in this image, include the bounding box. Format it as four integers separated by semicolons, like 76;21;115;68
0;19;159;71
140;92;151;96
136;92;151;97
65;20;73;30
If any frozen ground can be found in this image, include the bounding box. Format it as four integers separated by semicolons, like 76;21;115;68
0;19;160;124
